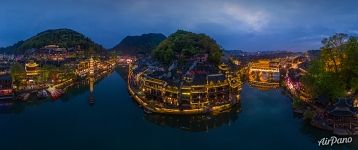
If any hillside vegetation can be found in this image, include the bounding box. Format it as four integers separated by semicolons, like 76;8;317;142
152;30;222;65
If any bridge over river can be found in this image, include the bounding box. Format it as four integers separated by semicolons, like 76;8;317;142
247;60;281;90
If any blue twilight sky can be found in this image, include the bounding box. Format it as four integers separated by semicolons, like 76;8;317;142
1;0;358;51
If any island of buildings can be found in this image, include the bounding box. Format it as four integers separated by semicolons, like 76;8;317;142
128;54;242;115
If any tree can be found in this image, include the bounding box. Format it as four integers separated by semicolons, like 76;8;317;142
320;33;348;73
152;30;222;65
40;64;57;82
3;28;105;54
343;37;358;92
302;33;358;101
10;63;25;87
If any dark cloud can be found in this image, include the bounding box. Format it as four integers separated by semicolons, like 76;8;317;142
1;0;358;51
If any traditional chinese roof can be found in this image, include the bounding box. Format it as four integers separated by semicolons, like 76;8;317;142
328;98;356;117
25;62;38;68
207;74;226;83
218;63;229;71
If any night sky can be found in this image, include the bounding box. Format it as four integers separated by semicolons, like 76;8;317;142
1;0;358;51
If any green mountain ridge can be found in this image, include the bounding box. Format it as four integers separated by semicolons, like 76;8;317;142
1;28;105;54
112;33;166;55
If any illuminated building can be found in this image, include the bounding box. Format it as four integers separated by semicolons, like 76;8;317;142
128;62;242;115
33;45;69;61
76;60;90;77
89;57;94;76
248;60;280;90
323;55;346;72
76;57;97;78
25;61;39;76
88;57;95;105
0;63;10;76
230;58;241;66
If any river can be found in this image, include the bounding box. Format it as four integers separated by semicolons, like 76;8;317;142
0;70;357;150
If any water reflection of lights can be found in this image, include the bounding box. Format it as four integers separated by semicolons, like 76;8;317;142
144;106;241;132
247;71;280;91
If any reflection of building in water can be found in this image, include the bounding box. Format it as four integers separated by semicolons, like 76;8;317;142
88;77;95;105
248;60;280;90
144;106;240;132
88;57;95;106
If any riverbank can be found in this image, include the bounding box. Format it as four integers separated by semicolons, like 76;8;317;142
283;79;358;136
12;66;116;101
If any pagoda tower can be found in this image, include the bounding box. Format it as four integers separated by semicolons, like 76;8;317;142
88;57;95;106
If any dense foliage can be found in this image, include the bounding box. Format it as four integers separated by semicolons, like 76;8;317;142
302;33;358;101
112;33;166;55
1;28;104;54
10;62;25;87
152;30;222;65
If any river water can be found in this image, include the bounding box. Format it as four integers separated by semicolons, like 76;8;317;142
0;70;357;150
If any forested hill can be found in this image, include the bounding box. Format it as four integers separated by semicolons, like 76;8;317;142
0;28;105;54
112;33;166;55
152;30;222;65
